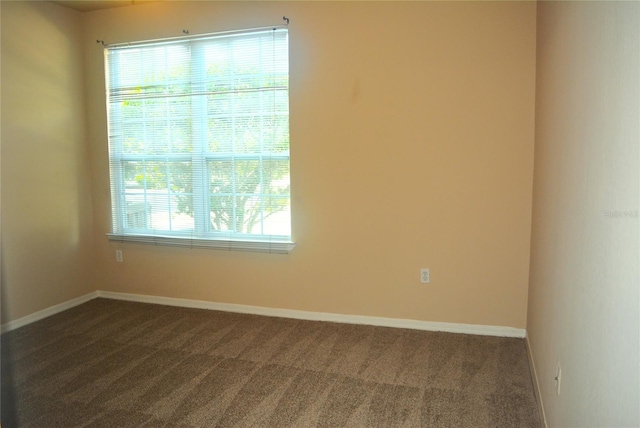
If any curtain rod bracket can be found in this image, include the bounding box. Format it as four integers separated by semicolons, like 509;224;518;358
182;29;189;35
96;40;105;46
283;16;289;25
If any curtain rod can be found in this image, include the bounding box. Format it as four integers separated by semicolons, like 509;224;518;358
97;16;289;49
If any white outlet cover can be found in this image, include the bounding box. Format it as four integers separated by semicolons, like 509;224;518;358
420;268;430;284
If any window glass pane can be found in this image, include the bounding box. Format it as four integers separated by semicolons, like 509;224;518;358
235;159;261;194
119;119;144;154
143;162;169;191
209;195;234;232
124;198;152;229
209;160;235;232
232;195;260;234
263;115;289;154
207;93;231;117
232;116;260;154
262;159;290;195
262;198;291;236
117;100;192;155
208;114;234;153
121;162;194;232
123;161;144;187
208;159;290;235
168;161;194;231
208;160;233;192
207;94;288;154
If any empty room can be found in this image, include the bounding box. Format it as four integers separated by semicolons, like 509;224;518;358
1;1;638;427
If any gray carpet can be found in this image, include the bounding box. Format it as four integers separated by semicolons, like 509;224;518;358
1;298;541;427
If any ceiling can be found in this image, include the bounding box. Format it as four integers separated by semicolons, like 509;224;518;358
51;1;156;13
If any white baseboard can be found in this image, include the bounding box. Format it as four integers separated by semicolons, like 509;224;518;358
97;290;526;338
1;291;99;334
1;290;526;338
525;334;548;428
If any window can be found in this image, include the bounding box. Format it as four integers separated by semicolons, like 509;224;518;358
104;28;293;253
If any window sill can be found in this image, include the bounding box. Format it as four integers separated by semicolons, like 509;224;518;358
107;233;296;254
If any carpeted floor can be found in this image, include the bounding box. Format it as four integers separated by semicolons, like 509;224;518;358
1;298;541;427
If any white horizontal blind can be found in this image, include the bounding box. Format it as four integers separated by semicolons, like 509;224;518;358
105;28;291;251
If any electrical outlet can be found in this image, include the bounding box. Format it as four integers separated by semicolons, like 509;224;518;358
554;363;562;395
116;250;123;263
420;268;430;284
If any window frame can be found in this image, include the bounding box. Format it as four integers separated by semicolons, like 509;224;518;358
104;27;295;254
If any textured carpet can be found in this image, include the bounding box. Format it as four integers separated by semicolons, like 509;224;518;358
1;298;541;427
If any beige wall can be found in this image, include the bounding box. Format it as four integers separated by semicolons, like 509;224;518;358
1;1;95;322
83;1;536;329
528;1;639;426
